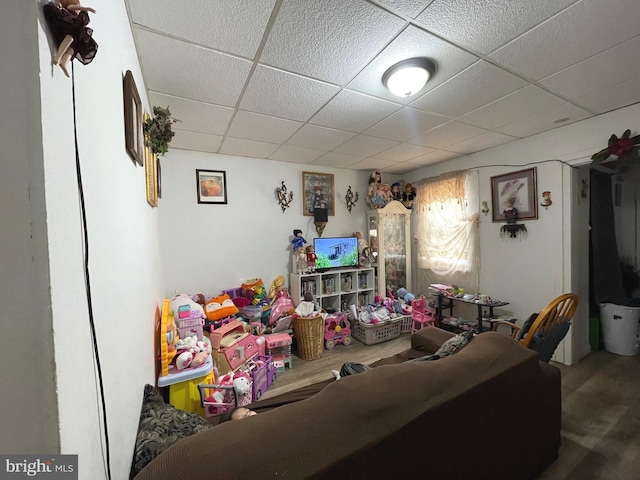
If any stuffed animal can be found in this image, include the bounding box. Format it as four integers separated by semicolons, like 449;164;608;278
204;293;239;321
397;287;416;304
233;375;252;406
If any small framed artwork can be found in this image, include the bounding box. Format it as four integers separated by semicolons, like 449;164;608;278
196;169;227;204
491;167;538;222
302;171;335;216
123;70;143;166
156;158;162;199
144;114;158;207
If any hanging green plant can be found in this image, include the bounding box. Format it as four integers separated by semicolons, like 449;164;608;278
591;129;640;168
143;106;179;156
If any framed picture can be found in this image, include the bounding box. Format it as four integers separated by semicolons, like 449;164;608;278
123;70;143;166
196;169;227;204
491;167;538;222
144;114;158;207
156;158;162;199
302;171;335;216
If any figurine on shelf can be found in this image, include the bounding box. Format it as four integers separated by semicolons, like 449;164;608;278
359;247;373;268
291;229;306;251
391;182;402;201
306;245;317;273
295;246;307;273
503;197;518;224
402;183;416;209
366;171;382;209
43;0;98;77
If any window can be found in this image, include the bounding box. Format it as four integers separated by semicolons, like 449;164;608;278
415;171;479;293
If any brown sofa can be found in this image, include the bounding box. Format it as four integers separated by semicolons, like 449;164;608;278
135;327;561;480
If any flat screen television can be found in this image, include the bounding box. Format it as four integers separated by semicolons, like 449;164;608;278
313;236;359;271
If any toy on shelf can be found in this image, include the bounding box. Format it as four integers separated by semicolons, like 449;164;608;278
324;313;352;350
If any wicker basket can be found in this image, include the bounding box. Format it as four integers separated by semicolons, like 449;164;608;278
352;317;403;346
293;315;324;360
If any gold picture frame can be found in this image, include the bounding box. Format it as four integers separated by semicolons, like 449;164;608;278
144;113;158;207
123;70;143;166
302;171;335;216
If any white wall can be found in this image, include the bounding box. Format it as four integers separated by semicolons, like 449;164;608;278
158;150;370;297
35;1;164;478
406;102;640;364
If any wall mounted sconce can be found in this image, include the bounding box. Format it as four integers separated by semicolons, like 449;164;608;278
541;191;552;209
275;181;293;213
345;186;359;213
382;58;436;98
481;201;489;216
314;207;328;237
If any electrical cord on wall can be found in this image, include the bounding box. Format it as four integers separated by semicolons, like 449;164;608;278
70;62;112;480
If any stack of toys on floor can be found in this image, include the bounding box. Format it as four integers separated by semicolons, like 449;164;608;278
158;275;419;418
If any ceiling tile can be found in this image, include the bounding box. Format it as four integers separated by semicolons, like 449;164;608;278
415;0;575;55
219;137;280;158
134;29;252;106
569;78;640;115
446;131;517;154
540;36;640;110
373;143;435;161
313;152;364;168
170;130;222;153
408;121;488;148
348;157;399;171
495;102;592;138
347;25;479;104
406;149;461;166
410;61;528;118
227;111;302;143
149;92;233;135
128;0;276;58
286;125;355;151
379;162;420;174
260;0;405;84
239;65;340;122
333;135;399;157
269;145;325;164
376;0;432;18
309;90;401;133
364;108;449;142
458;86;567;130
489;0;640;80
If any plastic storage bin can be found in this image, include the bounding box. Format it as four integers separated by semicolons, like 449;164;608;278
600;303;640;356
351;317;403;345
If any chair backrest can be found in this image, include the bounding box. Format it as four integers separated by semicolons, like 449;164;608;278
412;297;426;316
519;293;579;348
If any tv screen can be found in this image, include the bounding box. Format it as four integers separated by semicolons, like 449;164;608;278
313;236;359;270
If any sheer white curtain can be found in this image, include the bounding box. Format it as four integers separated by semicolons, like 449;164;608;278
415;171;479;295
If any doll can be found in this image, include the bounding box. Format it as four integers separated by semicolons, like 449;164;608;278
503;197;518;224
291;229;306;251
391;182;402;201
43;0;98;77
306;245;317;273
402;183;416;209
366;171;382;208
295;246;308;273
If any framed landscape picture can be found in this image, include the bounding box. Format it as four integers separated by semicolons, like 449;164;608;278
196;169;227;204
302;171;335;216
491;167;538;222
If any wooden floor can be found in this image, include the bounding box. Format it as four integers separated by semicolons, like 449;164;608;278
261;334;640;480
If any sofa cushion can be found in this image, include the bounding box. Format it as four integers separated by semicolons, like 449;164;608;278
130;385;212;478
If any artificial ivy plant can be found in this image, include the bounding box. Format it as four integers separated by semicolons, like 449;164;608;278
143;106;179;156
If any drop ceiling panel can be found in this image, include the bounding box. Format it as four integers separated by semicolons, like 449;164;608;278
570;78;640;115
313;152;364;168
540;36;640;111
134;29;252;106
364;108;449;142
458;86;569;131
415;0;575;55
269;145;326;164
409;121;491;149
376;0;433;18
406;149;461;166
239;65;340;122
227;111;302;144
260;0;405;84
489;0;640;80
309;90;401;133
149;92;234;135
373;143;435;161
349;157;399;171
495;102;592;138
286;125;355;151
410;61;528;118
128;0;276;58
446;131;517;154
220;137;280;158
170;130;222;153
333;135;399;157
347;25;479;104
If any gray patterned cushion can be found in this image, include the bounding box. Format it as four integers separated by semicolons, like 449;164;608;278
408;330;474;362
130;385;212;478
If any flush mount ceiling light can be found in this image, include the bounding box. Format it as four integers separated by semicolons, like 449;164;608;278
382;58;436;98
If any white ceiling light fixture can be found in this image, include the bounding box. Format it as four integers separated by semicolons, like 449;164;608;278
382;58;436;98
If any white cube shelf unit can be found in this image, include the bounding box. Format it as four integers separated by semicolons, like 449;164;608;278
290;267;376;312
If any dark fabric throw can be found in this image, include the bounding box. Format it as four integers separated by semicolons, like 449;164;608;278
339;362;371;377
